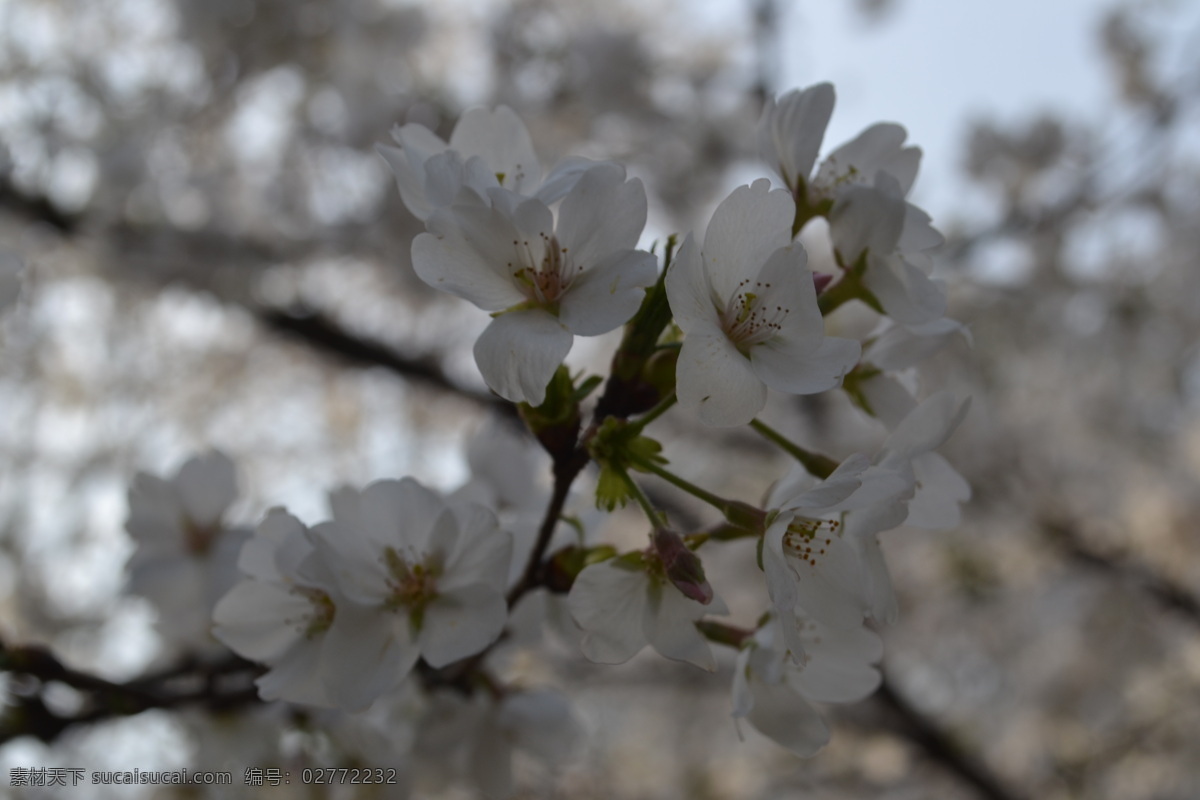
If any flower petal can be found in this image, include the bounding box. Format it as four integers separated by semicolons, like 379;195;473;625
568;560;650;664
420;584;508;667
176;451;238;530
322;604;418;711
643;581;718;670
664;234;721;334
558;248;656;336
677;332;766;427
702;180;794;302
411;217;527;312
758;84;835;191
255;636;329;706
743;676;830;757
212;580;308;661
473;309;574;405
752;334;860;396
449;106;542;194
556;163;647;267
863;253;947;325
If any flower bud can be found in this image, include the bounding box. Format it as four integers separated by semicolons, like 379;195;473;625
653;528;714;605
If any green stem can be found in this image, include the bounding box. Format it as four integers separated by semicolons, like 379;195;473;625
628;392;676;434
626;453;731;513
622;471;666;527
749;419;839;479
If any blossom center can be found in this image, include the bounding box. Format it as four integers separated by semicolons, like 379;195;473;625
509;233;582;309
782;517;840;568
382;546;442;630
182;516;220;556
719;279;790;351
290;586;336;639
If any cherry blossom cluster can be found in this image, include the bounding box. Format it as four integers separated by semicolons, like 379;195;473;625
120;84;970;796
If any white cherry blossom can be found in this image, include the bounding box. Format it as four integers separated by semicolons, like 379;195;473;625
378;105;595;221
125;451;248;652
757;83;835;196
665;179;860;426
306;478;512;711
733;614;882;757
212;508;343;707
567;553;728;671
413;162;656;404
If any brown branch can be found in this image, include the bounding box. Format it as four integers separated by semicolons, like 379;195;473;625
0;178;81;234
1043;518;1200;625
0;642;264;744
256;304;514;414
874;675;1029;800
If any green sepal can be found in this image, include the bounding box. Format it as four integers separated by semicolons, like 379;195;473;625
518;366;583;462
595;463;634;511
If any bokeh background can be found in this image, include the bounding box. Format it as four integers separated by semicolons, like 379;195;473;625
2;0;1200;797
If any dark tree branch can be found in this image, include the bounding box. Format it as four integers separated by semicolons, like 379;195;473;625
257;304;511;412
0;642;263;744
1043;518;1200;625
0;178;82;235
874;675;1028;800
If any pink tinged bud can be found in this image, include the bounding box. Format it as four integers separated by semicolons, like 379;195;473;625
812;272;834;295
653;528;714;605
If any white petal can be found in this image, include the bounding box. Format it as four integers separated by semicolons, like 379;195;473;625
786;535;866;629
369;477;448;552
791;652;881;703
753;335;860;396
450;106;542;193
904;453;971;529
443;514;511;594
883;392;970;458
176;451;238;529
238;508;301;578
556;163;646;266
125;474;184;544
421;584;508;667
535;155;600;204
473;310;574;405
744;676;830;757
758;84;835;190
898;201;944;252
756;243;823;347
771;455;870;512
411;225;526;312
857;374;919;429
864;321;961;372
558;248;656;336
211;580;307;661
702;180;794;301
676;332;766;427
323;604;418;711
829;177;907;263
863;253;947;325
819;123;916;193
255;637;329;706
664;234;721;334
306;521;386;605
643;581;717;670
417;149;461;207
856;535;898;624
568;561;650;664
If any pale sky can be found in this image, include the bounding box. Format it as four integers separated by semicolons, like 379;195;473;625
777;0;1200;221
